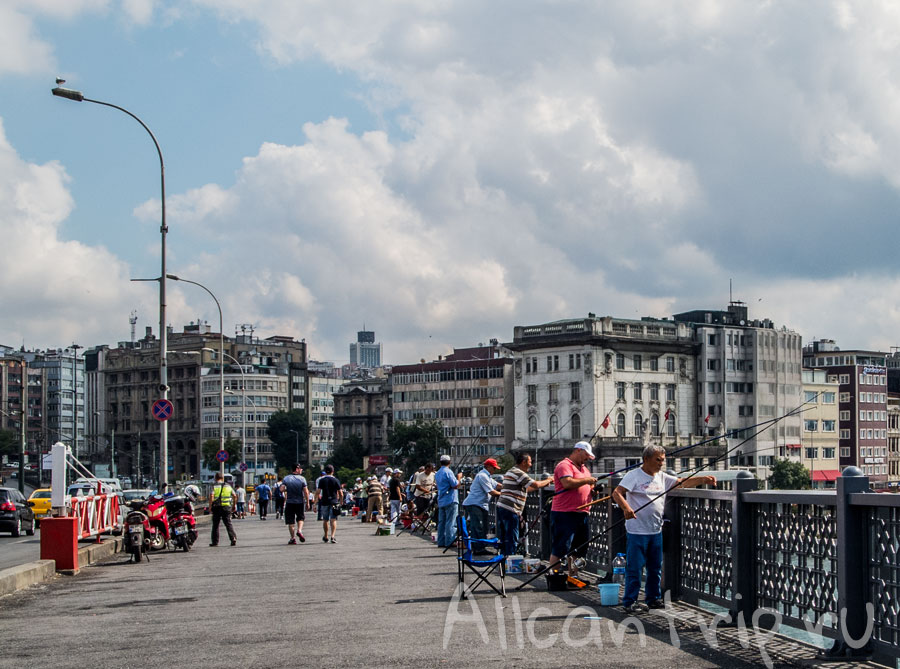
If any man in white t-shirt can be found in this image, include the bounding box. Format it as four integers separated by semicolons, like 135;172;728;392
612;444;715;614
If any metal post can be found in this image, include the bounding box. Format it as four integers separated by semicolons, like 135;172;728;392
71;344;81;460
111;426;116;480
608;474;626;562
662;484;682;600
51;85;169;493
831;466;870;657
730;470;758;619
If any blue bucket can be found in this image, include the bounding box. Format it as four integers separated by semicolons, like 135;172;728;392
598;583;620;606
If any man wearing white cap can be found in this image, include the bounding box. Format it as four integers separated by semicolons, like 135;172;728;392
548;441;598;578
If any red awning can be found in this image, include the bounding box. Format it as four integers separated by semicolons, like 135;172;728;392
811;470;841;482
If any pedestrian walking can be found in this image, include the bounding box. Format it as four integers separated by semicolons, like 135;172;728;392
281;464;309;544
316;464;342;543
274;479;285;519
388;469;405;522
209;472;237;547
235;484;247;519
255;480;272;520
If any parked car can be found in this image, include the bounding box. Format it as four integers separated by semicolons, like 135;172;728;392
122;489;153;503
27;488;52;524
0;487;35;536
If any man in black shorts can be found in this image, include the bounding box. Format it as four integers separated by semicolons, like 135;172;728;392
316;464;342;543
280;464;309;545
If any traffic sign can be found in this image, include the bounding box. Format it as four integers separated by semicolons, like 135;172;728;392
151;398;174;422
239;462;248;472
215;450;229;463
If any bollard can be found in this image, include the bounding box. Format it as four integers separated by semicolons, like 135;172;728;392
40;517;79;572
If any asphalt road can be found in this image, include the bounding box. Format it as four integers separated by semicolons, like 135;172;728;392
0;482;39;571
0;512;850;669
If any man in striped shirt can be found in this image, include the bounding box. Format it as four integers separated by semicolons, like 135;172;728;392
495;452;552;557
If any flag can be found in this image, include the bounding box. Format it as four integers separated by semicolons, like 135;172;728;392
601;415;610;430
704;414;710;424
664;408;671;422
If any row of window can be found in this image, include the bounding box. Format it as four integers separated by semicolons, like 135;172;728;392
393;367;505;384
803;419;836;432
804;391;836;404
615;382;676;402
859;410;887;422
526;382;582;404
393;386;502;403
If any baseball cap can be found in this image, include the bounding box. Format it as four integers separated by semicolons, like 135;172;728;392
483;458;500;469
439;454;451;463
574;440;595;459
386;467;393;473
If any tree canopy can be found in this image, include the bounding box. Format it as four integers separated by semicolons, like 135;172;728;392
769;458;810;490
330;433;366;471
388;420;452;472
201;436;242;471
267;409;309;471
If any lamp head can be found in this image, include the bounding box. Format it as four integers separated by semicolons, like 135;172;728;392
51;86;84;102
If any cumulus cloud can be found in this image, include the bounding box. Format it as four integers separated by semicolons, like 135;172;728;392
0;119;153;348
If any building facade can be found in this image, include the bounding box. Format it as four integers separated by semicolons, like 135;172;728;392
332;373;392;457
506;316;703;474
802;340;888;483
797;369;840;488
674;303;803;477
391;345;513;462
349;329;382;369
307;362;345;466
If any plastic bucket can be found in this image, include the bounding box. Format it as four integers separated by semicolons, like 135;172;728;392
598;583;620;606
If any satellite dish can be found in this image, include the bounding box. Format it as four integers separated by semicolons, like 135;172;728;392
739;320;745;325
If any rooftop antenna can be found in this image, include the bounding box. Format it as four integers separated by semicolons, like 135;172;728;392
729;278;733;304
129;310;138;345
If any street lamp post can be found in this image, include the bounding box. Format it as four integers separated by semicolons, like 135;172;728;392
216;350;252;486
163;276;225;478
93;410;116;479
289;429;299;465
52;84;169;493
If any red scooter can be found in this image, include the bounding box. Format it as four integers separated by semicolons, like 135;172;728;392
124;501;151;563
142;493;171;551
165;494;197;552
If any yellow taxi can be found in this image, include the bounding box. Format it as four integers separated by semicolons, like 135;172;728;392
27;488;52;524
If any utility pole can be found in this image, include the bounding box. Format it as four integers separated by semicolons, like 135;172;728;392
71;344;82;460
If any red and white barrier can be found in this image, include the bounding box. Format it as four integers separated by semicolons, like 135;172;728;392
70;492;121;540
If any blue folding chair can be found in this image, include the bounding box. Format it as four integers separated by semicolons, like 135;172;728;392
456;515;506;598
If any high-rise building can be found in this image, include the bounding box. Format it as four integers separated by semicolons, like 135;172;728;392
674;302;803;476
798;369;840;488
803;339;888;482
349;329;382;369
307;361;346;465
392;344;514;461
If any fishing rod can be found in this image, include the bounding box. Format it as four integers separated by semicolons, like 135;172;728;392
515;398;815;590
513;405;809;552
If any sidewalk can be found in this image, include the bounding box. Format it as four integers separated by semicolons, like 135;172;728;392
0;514;886;668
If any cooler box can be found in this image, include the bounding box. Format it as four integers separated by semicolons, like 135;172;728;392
506;555;524;574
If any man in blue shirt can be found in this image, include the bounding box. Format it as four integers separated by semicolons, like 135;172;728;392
255;480;272;520
461;458;501;546
280;464;309;545
434;454;463;547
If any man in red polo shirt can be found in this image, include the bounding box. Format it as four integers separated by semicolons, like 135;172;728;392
549;441;597;578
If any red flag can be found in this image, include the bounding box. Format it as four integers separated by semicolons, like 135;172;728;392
601;415;610;429
664;408;671;422
704;414;710;424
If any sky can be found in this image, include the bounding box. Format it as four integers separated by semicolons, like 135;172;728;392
3;1;900;365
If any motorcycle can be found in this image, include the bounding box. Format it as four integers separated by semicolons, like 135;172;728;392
142;493;171;551
124;501;151;563
165;494;198;552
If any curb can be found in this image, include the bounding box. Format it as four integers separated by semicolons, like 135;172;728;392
0;560;56;597
2;515;214;597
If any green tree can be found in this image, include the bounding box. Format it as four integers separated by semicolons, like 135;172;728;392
330;434;367;471
201;437;242;470
267;409;309;471
388;420;452;472
336;467;367;487
496;453;515;473
0;429;17;459
769;458;810;490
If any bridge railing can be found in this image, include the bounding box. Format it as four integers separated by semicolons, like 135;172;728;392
461;468;899;663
